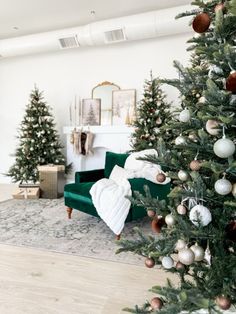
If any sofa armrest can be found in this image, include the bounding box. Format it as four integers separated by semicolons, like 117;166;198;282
75;169;105;184
128;178;170;200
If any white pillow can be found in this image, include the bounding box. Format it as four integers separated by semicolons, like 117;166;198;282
124;149;158;171
109;165;128;186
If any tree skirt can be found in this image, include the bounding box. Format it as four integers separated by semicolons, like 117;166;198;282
0;198;152;265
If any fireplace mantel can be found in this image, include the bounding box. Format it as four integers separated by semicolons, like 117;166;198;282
63;125;134;179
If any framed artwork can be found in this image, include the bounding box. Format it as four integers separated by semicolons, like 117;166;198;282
112;89;136;125
81;98;101;126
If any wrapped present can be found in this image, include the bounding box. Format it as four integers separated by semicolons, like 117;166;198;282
12;187;40;199
37;164;65;172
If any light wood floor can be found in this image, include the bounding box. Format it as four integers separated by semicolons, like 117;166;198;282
0;184;177;314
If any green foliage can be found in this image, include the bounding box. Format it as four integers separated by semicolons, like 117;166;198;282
130;72;173;151
7;86;70;183
117;1;236;313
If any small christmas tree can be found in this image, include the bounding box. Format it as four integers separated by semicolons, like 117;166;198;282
7;86;68;183
131;72;172;151
117;1;236;313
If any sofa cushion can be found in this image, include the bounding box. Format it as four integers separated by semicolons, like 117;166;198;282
104;151;129;178
64;182;94;204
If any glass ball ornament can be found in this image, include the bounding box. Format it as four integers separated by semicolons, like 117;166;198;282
198;96;206;104
213;138;235;158
150;297;163;310
178;248;195;265
226;71;236;93
165;214;175;226
178;170;188;181
175;239;187;252
192;12;211;33
176;261;185;271
177;204;187;215
214;178;232;195
232;183;236;197
162;256;174;269
179;109;190;123
145;257;155;268
205;120;219;136
156;173;166;183
175;135;186;146
216;296;231;311
189;160;201;171
189;204;212;227
190;243;205;261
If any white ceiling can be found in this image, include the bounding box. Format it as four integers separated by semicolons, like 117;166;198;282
0;0;190;39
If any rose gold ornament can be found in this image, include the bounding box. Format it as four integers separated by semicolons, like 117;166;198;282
206;120;220;136
147;209;156;218
176;261;186;271
216;296;231;310
156;173;166;183
190;160;201;171
192;13;211;33
177;204;187;215
150;297;163;310
145;257;155;268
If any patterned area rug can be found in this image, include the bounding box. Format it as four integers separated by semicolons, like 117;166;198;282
0;198;153;265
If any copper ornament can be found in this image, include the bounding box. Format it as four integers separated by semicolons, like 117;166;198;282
156;173;166;183
226;71;236;93
150;297;163;310
145;257;155;268
192;13;211;33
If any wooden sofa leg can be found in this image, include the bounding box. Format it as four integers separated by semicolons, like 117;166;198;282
116;234;121;241
66;207;73;219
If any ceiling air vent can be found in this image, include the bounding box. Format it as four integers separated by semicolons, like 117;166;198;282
104;28;126;43
58;35;79;49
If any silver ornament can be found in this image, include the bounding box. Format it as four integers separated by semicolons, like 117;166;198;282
179;109;191;123
213;138;235;158
215;178;232;195
178;248;195;265
175;136;186;146
178;170;188;181
162;256;174;269
189;205;212;227
190;243;205;261
165;214;175;226
175;239;187;252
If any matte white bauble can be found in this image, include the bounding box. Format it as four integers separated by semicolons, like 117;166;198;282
213;138;235;158
175;239;187;252
214;178;232;195
205;120;219;136
189;205;212;227
178;248;195;265
165;214;175;226
178;170;188;181
162;256;174;269
190;244;205;261
198;96;206;104
179;109;191;123
175;136;186;146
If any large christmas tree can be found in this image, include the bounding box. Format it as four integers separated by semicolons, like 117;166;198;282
7;87;68;183
131;72;172;151
117;1;236;313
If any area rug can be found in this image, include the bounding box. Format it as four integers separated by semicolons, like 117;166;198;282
0;198;153;265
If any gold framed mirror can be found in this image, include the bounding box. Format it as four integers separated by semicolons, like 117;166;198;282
92;81;120;125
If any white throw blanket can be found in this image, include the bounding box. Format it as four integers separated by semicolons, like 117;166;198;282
90;149;170;235
90;177;131;235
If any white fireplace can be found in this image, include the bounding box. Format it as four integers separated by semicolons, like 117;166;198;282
63;125;134;180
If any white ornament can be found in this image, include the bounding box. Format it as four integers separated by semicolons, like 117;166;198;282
179;109;191;123
214;178;232;195
198;96;206;104
181;95;186;101
175;240;187;252
178;170;188;181
189;205;212;227
149;143;153;147
190;244;205;261
196;93;201;98
205;120;219;136
178;248;195;265
165;214;175;226
162;256;174;269
175;136;186;146
30;147;34;151
214;138;235;158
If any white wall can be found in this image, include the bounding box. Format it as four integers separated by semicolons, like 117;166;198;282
0;33;191;183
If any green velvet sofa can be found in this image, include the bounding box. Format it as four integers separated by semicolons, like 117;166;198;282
64;151;170;236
